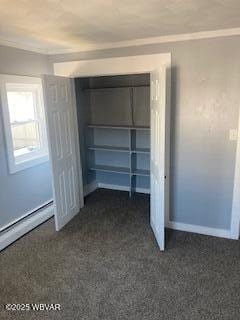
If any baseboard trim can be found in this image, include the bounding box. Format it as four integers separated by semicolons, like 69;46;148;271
82;183;232;240
97;182;150;194
167;220;231;239
0;204;54;251
83;181;150;196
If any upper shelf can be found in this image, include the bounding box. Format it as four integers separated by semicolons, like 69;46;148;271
88;124;150;130
83;85;149;91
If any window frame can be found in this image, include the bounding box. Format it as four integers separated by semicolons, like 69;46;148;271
0;75;49;174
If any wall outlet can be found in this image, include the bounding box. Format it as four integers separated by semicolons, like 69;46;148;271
229;129;238;141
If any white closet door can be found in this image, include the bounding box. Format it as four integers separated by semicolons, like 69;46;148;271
150;66;170;251
42;75;83;231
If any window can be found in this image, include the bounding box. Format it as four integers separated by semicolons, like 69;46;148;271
0;75;48;173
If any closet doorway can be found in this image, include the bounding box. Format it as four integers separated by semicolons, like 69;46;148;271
76;74;151;199
43;53;171;250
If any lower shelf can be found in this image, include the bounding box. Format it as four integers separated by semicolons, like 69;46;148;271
132;169;150;176
89;165;150;176
88;145;129;152
90;165;130;175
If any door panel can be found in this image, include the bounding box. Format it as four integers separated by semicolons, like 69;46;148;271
42;75;83;231
150;66;169;251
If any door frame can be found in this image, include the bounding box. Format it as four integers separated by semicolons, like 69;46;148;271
53;53;171;78
53;53;171;226
230;108;240;239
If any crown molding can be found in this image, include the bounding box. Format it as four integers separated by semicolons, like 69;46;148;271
1;27;240;55
0;37;49;54
48;27;240;54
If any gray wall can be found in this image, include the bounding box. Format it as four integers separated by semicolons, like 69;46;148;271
49;36;240;230
0;45;53;229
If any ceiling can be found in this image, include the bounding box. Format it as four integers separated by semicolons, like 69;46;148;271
0;0;240;54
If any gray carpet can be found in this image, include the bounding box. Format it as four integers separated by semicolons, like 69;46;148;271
0;189;239;320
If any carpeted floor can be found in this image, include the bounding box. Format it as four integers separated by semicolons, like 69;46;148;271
0;189;239;320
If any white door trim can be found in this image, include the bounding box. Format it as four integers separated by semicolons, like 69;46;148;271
71;78;84;209
230;108;240;239
53;53;171;78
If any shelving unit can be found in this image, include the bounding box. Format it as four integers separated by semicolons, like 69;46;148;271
75;74;151;196
87;124;150;197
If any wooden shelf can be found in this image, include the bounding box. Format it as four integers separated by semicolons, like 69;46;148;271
88;124;150;130
88;145;150;154
131;148;150;154
132;169;150;176
131;127;150;131
88;145;129;153
89;165;149;177
90;165;130;175
84;85;149;91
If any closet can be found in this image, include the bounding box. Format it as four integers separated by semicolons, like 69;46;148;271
43;63;169;250
75;74;150;197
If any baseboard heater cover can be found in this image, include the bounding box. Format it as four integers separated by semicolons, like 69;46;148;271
0;203;54;251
